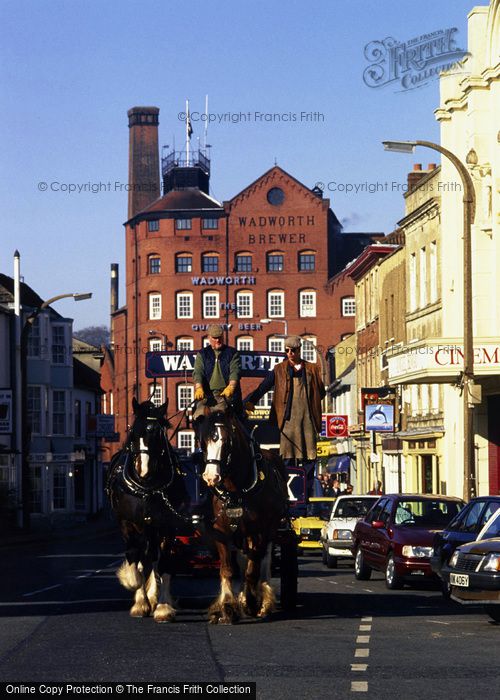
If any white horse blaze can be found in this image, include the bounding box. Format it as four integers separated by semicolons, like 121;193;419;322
203;425;224;486
136;438;149;477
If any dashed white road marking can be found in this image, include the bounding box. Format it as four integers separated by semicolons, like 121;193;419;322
355;648;370;658
351;681;368;692
361;616;372;622
362;588;374;593
351;664;368;672
22;559;121;597
427;619;450;625
359;625;371;631
356;635;370;644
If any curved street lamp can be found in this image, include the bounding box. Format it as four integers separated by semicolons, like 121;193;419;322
259;318;288;337
20;290;92;530
383;139;476;500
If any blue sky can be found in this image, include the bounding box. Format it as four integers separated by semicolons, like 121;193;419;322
0;0;478;329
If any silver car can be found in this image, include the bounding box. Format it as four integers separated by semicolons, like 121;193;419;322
320;495;379;568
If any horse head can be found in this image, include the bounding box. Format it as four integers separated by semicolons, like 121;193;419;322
195;406;248;488
128;398;171;479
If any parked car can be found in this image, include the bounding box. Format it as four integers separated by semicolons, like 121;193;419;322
352;494;464;589
441;508;500;622
320;495;379;568
292;497;335;551
431;496;500;596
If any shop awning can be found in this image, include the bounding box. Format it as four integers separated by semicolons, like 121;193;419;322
326;454;351;473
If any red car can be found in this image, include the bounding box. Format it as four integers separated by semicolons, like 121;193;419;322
352;494;464;589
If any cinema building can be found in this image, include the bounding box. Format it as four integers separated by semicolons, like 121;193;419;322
101;107;377;458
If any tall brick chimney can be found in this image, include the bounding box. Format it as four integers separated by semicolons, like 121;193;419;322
127;106;160;219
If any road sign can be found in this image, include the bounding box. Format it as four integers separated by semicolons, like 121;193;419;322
323;414;349;438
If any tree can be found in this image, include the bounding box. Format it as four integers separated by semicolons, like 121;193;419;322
74;325;110;348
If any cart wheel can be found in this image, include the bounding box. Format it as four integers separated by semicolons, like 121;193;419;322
280;538;298;610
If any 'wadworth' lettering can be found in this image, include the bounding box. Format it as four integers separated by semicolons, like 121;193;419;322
191;276;256;285
145;351;283;378
238;215;315;227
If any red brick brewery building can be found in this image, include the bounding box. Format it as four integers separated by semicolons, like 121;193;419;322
101;106;378;457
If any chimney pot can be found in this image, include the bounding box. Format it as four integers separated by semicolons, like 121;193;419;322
413;163;422;171
427;163;437;170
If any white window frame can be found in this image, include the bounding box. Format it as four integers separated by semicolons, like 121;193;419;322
176;292;193;319
51;389;67;436
149;338;162;352
267;290;285;318
177;384;194;410
237;336;254;351
178;430;195;452
409;253;417;311
430;241;437;303
176;218;192;230
256;390;274;408
301;336;317;363
150;384;163;407
148;255;161;275
27;385;43;435
268;336;285;353
177;337;194;351
342;297;356;317
236;291;253;318
149;293;162;320
299;290;316;317
419;246;427;308
203;291;219;318
51;324;67;364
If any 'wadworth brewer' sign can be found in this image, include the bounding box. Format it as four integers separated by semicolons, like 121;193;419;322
145;351;283;378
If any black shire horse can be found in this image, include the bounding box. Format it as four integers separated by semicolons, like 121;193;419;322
195;407;288;624
107;398;189;622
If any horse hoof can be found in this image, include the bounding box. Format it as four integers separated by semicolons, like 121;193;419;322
130;604;150;618
153;604;176;623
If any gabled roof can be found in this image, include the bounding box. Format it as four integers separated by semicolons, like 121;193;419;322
127;188;223;223
0;274;63;317
226;165;329;209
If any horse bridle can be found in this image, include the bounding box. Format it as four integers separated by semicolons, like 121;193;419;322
204;420;261;497
127;416;174;486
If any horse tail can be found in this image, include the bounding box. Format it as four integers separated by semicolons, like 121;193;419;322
117;561;143;591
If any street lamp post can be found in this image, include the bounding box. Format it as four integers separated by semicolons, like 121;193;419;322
19;291;92;530
259;318;288;338
383;139;476;500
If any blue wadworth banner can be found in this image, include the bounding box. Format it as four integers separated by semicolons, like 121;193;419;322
145;350;284;378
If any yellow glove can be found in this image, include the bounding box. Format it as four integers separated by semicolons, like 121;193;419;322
220;384;235;399
245;401;255;416
194;387;205;401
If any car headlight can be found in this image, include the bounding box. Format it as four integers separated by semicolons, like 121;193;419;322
333;529;352;540
481;553;500;572
449;551;459;568
300;528;312;535
402;545;434;558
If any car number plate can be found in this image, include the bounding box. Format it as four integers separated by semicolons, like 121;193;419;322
450;573;469;587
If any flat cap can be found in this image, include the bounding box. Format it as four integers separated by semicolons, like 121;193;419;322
207;324;224;338
284;335;302;349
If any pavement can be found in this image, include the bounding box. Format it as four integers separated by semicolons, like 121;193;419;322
0;507;118;550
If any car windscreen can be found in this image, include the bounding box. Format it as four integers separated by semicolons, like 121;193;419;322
480;511;500;540
306;502;331;520
394;500;463;527
335;498;378;518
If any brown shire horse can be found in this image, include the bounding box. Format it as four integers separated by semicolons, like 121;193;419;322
195;407;288;624
107;398;190;622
